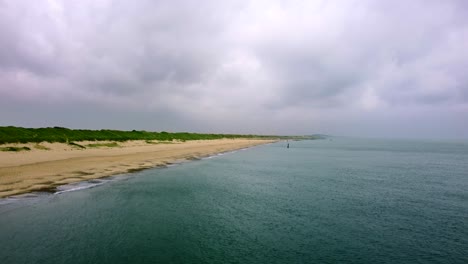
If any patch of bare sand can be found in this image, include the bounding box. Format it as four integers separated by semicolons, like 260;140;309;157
0;139;276;198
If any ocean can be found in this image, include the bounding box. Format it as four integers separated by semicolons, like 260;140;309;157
0;138;467;263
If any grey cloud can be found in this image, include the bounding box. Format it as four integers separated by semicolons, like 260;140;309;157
62;0;235;100
0;9;61;76
1;0;467;138
251;0;468;110
257;47;365;108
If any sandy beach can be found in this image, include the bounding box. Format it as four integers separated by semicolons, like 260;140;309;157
0;139;276;198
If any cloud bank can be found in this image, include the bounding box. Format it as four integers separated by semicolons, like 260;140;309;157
1;0;467;138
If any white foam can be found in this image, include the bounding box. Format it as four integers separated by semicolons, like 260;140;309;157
54;182;105;195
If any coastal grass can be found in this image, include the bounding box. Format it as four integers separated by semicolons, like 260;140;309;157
68;142;86;149
145;140;174;144
0;146;31;152
34;144;50;150
87;142;120;148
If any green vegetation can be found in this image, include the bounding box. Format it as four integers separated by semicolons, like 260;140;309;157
0;126;282;144
68;142;86;149
0;126;327;145
145;140;173;144
0;146;31;152
34;144;50;150
87;142;120;148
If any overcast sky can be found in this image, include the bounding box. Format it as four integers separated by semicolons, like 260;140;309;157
1;0;467;138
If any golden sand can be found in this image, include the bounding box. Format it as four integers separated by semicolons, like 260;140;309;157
0;139;276;198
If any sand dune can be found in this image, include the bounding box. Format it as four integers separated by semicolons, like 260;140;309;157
0;139;276;198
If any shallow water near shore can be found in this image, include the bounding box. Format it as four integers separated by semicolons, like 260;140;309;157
0;138;467;263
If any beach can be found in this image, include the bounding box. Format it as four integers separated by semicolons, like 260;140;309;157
0;139;276;198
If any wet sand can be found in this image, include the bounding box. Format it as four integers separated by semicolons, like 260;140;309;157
0;139;276;198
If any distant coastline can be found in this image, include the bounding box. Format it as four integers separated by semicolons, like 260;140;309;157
0;126;329;198
0;126;282;145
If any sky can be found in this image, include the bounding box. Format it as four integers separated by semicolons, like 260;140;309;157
0;0;467;138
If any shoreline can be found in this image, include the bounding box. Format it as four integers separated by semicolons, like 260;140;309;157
0;139;277;198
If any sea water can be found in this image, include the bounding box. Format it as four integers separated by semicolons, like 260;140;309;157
0;138;467;263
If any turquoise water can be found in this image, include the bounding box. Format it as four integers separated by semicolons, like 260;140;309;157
0;138;467;263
